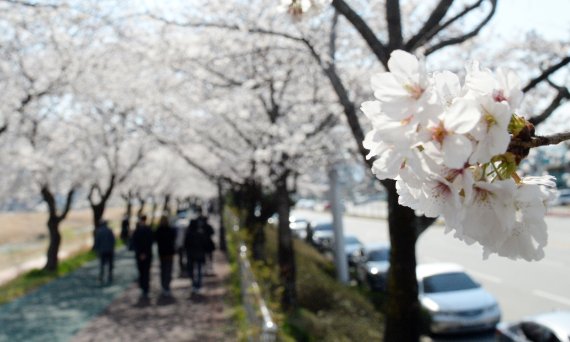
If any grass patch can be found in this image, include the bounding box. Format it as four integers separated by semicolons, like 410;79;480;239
224;211;250;341
239;225;385;341
0;249;97;305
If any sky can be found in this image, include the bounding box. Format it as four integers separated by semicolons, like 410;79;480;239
492;0;570;40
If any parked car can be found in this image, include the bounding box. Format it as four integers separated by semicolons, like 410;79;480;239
496;310;570;342
355;243;390;291
295;199;316;210
267;214;307;235
417;263;501;334
551;189;570;206
310;221;334;251
290;218;310;240
343;235;365;267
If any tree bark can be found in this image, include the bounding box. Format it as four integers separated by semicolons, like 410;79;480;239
88;175;115;237
276;172;296;311
41;185;74;272
91;202;106;232
137;195;146;218
124;192;133;218
384;179;421;342
217;179;227;252
150;198;158;226
162;194;171;216
45;219;61;272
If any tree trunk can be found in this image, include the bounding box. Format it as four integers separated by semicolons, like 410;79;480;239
41;185;74;272
384;180;420;342
150;198;158;226
91;202;106;232
124;192;133;218
243;181;265;260
162;194;171;216
217;180;227;252
137;196;146;218
44;219;61;271
276;174;296;311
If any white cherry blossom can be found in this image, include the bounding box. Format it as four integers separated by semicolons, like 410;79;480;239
465;62;523;109
362;50;557;261
468;95;511;164
370;50;440;123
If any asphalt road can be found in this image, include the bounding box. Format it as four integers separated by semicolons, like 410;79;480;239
292;208;570;341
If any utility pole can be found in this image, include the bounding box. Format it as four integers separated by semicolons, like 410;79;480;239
329;164;348;284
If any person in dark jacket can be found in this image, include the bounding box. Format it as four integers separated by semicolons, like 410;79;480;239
93;220;115;285
131;214;153;299
154;215;176;296
184;210;213;293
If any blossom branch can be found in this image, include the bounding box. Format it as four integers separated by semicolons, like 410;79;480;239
510;131;570;149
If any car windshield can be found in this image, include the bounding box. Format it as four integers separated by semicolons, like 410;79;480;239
345;236;360;244
313;223;332;231
368;249;389;261
422;272;480;293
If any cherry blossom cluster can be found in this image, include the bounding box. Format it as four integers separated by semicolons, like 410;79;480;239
362;50;557;261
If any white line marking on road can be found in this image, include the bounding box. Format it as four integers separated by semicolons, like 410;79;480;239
532;290;570;307
466;269;503;284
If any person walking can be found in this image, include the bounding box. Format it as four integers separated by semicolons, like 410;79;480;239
131;214;153;300
93;220;115;285
119;214;131;248
120;214;130;248
154;215;176;297
184;209;213;294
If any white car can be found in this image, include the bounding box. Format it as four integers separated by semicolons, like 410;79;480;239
417;263;501;334
355;243;390;291
496;310;570;341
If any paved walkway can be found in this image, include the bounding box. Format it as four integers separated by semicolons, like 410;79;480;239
0;236;235;341
72;250;235;342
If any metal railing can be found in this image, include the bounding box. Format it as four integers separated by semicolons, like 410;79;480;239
235;225;277;342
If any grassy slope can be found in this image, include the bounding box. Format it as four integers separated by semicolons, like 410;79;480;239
0;249;97;305
251;227;385;341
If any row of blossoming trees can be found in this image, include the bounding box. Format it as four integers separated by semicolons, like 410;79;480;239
0;0;569;340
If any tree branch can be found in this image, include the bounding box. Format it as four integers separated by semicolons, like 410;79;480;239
301;36;372;169
40;184;57;219
329;10;339;70
117;147;145;184
1;0;59;9
58;187;75;222
404;0;454;51
331;0;390;68
87;184;100;206
510;131;570;149
523;56;570;93
528;82;570;126
148;14;306;44
425;0;497;56
386;0;403;50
